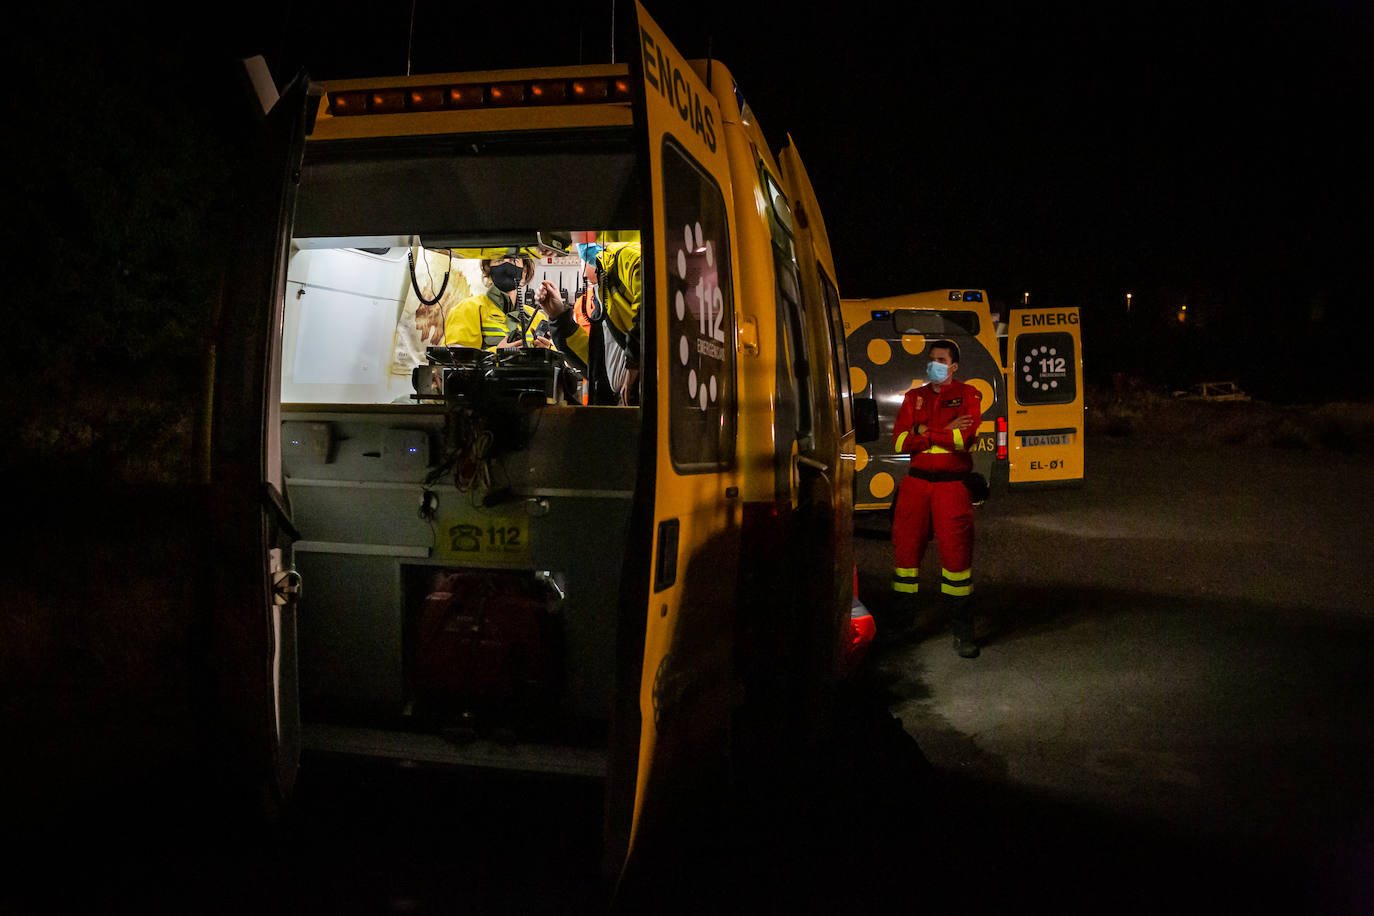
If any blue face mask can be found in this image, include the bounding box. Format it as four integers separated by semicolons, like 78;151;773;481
926;360;950;383
575;242;603;265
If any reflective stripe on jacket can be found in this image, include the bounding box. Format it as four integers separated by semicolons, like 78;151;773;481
891;378;983;475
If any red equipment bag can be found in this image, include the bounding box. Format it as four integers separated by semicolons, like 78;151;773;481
413;570;556;724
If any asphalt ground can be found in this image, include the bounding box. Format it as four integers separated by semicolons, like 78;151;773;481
848;436;1374;915
5;437;1373;914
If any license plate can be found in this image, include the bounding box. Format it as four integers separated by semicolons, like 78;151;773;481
1021;433;1072;447
435;512;530;567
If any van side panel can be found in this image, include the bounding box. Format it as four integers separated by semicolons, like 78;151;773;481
779;141;855;729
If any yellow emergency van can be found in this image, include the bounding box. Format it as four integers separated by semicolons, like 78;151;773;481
1004;305;1085;487
205;1;877;889
841;290;1007;512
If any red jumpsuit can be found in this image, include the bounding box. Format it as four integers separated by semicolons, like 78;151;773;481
890;378;983;601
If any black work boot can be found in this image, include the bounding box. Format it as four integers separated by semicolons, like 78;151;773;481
948;597;979;658
887;583;921;634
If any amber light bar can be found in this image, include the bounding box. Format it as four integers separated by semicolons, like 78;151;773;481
328;76;631;116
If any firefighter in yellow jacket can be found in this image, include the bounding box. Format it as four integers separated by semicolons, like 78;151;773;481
534;231;641;405
443;251;553;352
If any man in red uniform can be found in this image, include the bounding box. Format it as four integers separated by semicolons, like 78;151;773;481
891;339;983;658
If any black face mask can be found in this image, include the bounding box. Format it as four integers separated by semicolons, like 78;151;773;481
489;262;523;293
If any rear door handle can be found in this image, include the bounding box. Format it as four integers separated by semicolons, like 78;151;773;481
654;519;680;593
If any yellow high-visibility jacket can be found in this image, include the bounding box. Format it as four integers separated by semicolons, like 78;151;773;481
443;286;550;351
553;243;641;367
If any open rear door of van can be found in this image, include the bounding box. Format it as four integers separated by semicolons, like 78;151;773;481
1005;305;1085;487
203;66;316;813
615;0;743;883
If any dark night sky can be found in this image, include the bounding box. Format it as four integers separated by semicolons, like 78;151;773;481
9;0;1373;396
245;0;1372;306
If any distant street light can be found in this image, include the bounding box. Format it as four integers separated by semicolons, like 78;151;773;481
1126;292;1133;313
1023;291;1029;306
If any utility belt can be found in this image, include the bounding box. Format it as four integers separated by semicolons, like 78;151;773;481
908;466;990;504
907;468;968;483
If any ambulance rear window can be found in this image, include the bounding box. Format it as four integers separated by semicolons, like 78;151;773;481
663;138;736;472
1014;332;1077;405
892;309;980;337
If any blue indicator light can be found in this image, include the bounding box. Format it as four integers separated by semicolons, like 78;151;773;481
871;310;892;320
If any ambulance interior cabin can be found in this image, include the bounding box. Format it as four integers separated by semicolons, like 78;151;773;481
281;132;642;772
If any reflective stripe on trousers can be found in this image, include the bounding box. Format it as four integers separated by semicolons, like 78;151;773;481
891;567;918;594
941;566;973;597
